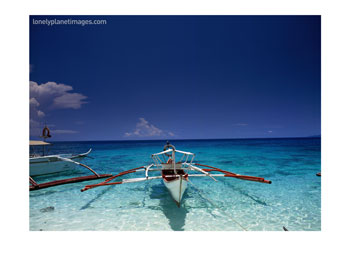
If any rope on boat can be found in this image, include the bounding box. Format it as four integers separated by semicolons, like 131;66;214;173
187;178;248;231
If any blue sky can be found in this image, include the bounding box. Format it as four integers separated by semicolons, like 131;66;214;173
30;16;320;141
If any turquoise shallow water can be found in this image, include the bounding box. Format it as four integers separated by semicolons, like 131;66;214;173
30;138;321;231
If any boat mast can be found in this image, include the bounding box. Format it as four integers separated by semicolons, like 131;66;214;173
172;146;176;174
165;141;177;174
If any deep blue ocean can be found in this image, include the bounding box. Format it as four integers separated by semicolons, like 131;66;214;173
29;138;321;231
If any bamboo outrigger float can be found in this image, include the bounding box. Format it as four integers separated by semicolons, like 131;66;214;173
81;142;271;207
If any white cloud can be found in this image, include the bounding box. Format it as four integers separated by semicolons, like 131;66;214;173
30;81;72;97
51;129;79;134
29;81;88;138
37;110;45;118
268;130;273;133
30;97;40;107
30;81;87;110
125;118;175;138
53;93;87;109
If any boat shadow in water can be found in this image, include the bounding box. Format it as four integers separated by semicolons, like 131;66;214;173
80;186;114;210
222;179;269;206
149;183;189;231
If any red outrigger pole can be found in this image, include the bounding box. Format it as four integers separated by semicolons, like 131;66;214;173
194;163;272;184
30;156;114;191
30;174;113;191
80;164;271;192
81;166;146;192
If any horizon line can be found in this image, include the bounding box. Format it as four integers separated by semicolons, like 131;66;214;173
30;135;321;143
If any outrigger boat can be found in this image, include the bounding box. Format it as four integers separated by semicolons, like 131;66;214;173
81;142;271;207
29;126;112;191
30;126;92;176
30;140;92;176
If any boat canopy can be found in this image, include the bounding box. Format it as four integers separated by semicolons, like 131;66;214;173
30;140;50;146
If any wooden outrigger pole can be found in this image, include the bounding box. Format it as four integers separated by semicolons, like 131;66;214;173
80;165;271;190
81;166;147;192
29;157;113;191
193;163;271;184
30;173;113;191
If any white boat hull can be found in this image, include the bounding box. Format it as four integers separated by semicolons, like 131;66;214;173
30;150;91;176
163;176;188;207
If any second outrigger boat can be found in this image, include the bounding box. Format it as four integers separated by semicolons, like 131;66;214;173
30;126;92;176
81;142;271;207
30;141;92;176
30;126;112;191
